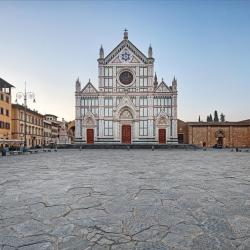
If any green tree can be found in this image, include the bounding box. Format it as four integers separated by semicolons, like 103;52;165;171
214;110;219;122
209;114;213;122
198;115;201;122
220;113;225;122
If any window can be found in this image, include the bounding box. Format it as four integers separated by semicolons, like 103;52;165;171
104;67;113;88
139;120;148;136
104;120;113;136
0;108;3;115
0;94;3;100
6;96;9;103
140;67;148;76
6;110;9;116
104;67;113;76
116;97;122;106
139;97;148;117
104;107;113;117
154;97;172;106
139;78;148;87
104;78;113;88
104;97;113;117
104;97;113;106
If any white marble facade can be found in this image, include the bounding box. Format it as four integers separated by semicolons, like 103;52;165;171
75;30;178;144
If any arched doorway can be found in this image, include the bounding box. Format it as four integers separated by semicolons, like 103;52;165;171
156;113;169;144
215;129;225;148
120;109;133;144
83;112;96;144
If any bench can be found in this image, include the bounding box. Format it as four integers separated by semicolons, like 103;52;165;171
28;150;39;154
9;151;24;155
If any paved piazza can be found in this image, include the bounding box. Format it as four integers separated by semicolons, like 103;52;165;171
1;149;250;250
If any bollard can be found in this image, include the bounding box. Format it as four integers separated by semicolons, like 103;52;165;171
152;145;155;151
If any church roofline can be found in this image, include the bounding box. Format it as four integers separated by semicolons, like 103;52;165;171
81;81;99;93
104;38;149;64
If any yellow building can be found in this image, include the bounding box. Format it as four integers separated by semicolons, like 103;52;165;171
0;78;14;146
11;104;44;148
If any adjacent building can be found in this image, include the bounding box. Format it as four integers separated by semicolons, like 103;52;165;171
43;119;52;146
75;30;178;144
11;104;44;147
0;78;14;145
178;119;250;148
44;114;59;145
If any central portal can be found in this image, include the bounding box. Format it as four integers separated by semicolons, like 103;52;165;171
122;125;131;144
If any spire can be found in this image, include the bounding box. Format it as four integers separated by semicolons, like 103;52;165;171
99;45;104;59
88;78;91;83
148;44;153;58
154;72;158;82
172;76;177;85
123;28;128;40
154;72;158;89
75;77;81;92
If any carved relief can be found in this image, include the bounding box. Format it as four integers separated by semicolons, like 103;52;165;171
215;129;225;138
120;109;133;119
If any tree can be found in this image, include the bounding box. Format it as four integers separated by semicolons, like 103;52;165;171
198;115;201;122
214;110;219;122
207;116;209;122
209;114;213;122
220;113;225;122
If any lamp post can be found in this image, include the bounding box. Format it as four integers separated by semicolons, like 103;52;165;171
16;82;36;150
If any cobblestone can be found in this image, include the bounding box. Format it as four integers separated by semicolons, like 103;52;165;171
0;149;250;249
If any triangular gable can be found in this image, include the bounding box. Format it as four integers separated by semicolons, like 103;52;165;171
105;39;148;64
110;47;145;64
81;82;98;93
110;56;122;63
114;95;139;120
116;95;136;111
155;81;171;93
131;56;141;63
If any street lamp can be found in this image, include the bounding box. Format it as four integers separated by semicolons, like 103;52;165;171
16;82;36;150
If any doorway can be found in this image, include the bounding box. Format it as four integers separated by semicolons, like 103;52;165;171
122;125;131;144
86;129;94;144
217;137;223;148
158;129;166;144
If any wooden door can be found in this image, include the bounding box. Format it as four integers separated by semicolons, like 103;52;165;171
217;137;223;148
122;125;131;144
87;129;94;144
159;129;166;144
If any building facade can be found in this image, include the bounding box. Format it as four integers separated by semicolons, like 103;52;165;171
11;104;44;148
178;119;250;148
44;114;59;145
75;30;178;144
43;119;52;146
0;78;14;145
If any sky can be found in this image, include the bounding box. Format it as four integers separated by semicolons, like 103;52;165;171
0;0;249;122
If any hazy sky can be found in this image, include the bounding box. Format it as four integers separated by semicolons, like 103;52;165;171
0;0;249;122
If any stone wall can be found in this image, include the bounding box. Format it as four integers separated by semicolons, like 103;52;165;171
187;123;250;148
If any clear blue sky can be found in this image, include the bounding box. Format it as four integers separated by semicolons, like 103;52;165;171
0;0;249;122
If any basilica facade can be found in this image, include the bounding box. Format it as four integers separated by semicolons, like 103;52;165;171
75;30;178;144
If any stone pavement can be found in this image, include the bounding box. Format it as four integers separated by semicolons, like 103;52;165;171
0;149;250;250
